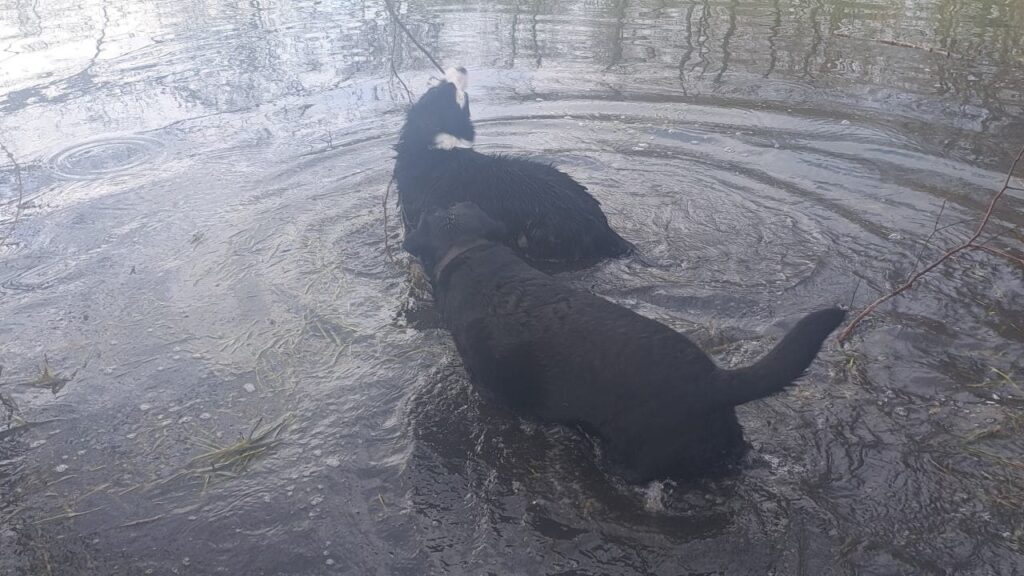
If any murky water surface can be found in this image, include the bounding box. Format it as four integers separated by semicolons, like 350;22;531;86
1;0;1023;574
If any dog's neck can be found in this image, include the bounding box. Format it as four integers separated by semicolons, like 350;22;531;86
432;239;492;283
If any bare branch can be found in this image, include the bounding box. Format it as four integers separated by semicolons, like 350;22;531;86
381;0;446;75
970;244;1024;267
838;144;1024;343
0;139;24;247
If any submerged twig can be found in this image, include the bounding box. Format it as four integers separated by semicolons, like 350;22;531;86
32;506;105;525
381;0;442;263
387;0;415;103
970;244;1024;267
383;175;397;262
118;514;166;529
75;482;113;505
381;0;446;75
1;506;24;525
909;199;947;276
833;32;952;58
839;145;1024;343
0;139;24;248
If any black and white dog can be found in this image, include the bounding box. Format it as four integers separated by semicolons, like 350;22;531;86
394;68;633;270
404;203;847;482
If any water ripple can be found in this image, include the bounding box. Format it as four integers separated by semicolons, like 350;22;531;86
47;135;166;180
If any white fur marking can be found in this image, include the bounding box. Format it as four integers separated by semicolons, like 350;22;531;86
432;133;474;150
445;66;469;109
445;67;469;91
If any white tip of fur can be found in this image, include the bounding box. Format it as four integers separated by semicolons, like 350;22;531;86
432;133;474;150
445;66;468;91
445;66;468;109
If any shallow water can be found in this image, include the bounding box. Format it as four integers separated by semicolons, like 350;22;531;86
1;0;1022;574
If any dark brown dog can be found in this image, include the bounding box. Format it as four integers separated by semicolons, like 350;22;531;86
405;202;846;481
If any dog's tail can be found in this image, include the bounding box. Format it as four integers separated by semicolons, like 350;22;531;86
709;307;846;408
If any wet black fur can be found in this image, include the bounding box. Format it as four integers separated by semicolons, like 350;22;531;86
394;78;633;270
405;203;847;482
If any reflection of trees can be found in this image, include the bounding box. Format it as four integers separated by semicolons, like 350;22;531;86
465;0;1019;128
1;0;393;114
714;0;736;84
3;0;1021;128
606;0;628;70
530;0;543;67
764;0;780;78
16;0;44;38
799;1;821;79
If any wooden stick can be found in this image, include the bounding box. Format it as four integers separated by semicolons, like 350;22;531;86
383;175;397;262
838;145;1024;343
971;244;1024;267
0;139;25;246
387;0;416;102
381;0;446;75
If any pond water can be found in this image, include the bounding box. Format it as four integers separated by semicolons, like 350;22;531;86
1;0;1023;574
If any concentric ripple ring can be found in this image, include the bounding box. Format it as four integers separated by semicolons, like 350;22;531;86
47;135;166;180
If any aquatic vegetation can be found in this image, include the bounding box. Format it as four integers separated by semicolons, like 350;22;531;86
13;356;77;395
183;415;293;490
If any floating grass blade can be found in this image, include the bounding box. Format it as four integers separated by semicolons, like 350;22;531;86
183;414;293;487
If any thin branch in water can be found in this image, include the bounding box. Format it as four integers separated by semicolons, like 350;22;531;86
932;216;978;234
380;0;443;264
381;0;446;75
908;198;947;278
0;139;25;247
976;223;1016;248
383;175;397;262
832;32;952;58
970;244;1024;267
838;144;1024;343
847;276;862;309
387;0;415;102
118;514;166;529
966;146;1024;245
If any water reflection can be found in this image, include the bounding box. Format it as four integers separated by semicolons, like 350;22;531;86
1;0;1020;133
0;0;1022;574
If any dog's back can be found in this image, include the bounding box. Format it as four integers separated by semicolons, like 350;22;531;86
399;149;633;266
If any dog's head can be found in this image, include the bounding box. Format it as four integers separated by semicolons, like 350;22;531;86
403;202;507;273
397;67;474;152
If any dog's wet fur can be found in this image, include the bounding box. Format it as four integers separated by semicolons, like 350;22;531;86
394;67;633;271
404;203;847;482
